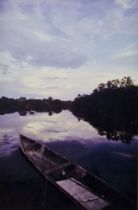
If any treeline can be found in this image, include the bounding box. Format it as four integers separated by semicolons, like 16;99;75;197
0;76;138;143
0;96;71;115
71;77;138;143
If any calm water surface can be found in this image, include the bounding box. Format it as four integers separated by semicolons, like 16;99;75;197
0;110;137;209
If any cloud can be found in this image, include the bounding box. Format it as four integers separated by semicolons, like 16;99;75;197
1;0;137;72
115;0;138;9
0;63;137;99
0;0;88;69
114;43;138;58
0;51;34;74
0;0;138;99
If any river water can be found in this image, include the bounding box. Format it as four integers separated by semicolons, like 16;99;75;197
0;110;137;210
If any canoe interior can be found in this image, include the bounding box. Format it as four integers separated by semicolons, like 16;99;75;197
20;135;136;210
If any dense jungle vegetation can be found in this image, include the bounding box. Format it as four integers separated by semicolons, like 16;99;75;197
71;77;138;143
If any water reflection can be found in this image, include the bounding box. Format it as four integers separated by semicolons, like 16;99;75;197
46;139;137;200
0;110;138;157
21;111;100;144
0;111;98;157
0;129;19;157
16;108;138;144
73;113;138;144
18;110;28;116
0;110;137;206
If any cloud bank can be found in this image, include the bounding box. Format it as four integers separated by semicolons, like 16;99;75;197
0;0;138;99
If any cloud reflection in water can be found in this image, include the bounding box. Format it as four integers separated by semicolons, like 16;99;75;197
0;111;102;157
21;111;100;143
0;128;19;157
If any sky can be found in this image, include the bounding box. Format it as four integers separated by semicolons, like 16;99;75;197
0;0;138;100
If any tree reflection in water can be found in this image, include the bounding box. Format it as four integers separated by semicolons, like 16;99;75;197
71;77;138;144
79;115;138;144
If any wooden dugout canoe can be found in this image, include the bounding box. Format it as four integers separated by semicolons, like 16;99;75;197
20;135;136;210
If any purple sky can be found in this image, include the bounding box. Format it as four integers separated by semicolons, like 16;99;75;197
0;0;138;99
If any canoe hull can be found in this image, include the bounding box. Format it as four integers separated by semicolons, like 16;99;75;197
20;135;136;210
